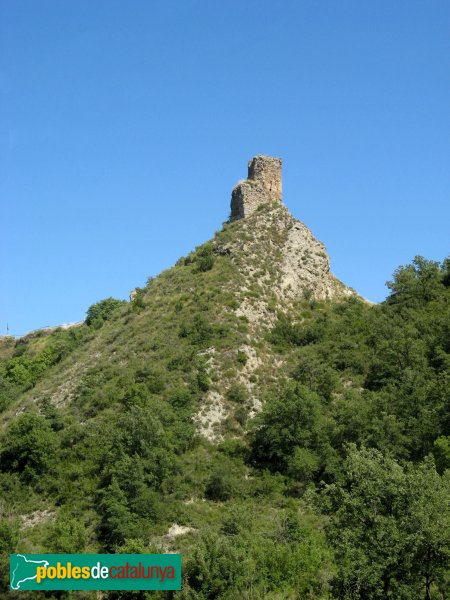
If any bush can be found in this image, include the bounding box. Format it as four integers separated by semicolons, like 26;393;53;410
46;512;87;552
130;288;145;313
226;383;247;404
234;407;247;427
196;365;209;392
0;519;20;595
287;447;321;482
183;532;248;596
205;469;234;501
191;315;213;345
195;243;215;273
86;297;125;327
270;315;320;348
0;413;58;482
197;254;214;272
434;436;450;474
237;350;247;365
250;383;324;474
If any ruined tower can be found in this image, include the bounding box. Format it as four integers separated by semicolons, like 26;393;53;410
230;155;282;220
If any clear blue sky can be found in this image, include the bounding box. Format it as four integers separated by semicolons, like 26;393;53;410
1;0;449;336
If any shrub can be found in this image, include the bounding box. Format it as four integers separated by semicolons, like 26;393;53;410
250;383;324;473
86;297;125;327
237;350;247;365
197;254;214;272
46;512;87;553
191;315;213;345
434;436;450;474
130;288;145;313
205;470;233;501
0;413;58;481
226;384;247;404
183;532;248;596
287;447;321;482
234;407;247;427
195;243;215;273
196;365;210;392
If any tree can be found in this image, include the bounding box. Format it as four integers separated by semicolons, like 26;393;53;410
0;413;57;482
98;478;137;549
250;383;325;475
433;436;450;474
195;243;215;273
324;446;450;599
406;458;450;600
205;469;234;501
183;532;248;598
46;511;87;553
386;256;442;307
85;297;125;327
0;519;20;595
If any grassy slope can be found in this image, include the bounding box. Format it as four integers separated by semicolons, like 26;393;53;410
1;204;448;599
0;204;341;598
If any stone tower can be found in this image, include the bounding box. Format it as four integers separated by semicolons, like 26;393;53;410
230;155;282;220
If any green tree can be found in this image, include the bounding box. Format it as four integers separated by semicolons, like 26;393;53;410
433;436;450;474
98;477;137;549
86;297;125;327
205;469;234;501
195;243;215;273
0;413;57;482
324;446;450;599
287;447;320;482
325;446;409;599
250;383;326;475
46;511;87;552
386;256;442;307
183;532;248;598
0;519;20;595
406;458;450;600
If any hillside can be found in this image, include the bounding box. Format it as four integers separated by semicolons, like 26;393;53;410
1;157;449;599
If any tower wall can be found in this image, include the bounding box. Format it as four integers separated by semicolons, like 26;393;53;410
247;155;282;203
230;155;282;220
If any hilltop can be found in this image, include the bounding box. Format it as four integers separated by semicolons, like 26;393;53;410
2;157;355;443
0;157;449;599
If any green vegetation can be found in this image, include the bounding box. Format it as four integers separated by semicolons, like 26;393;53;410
0;203;448;599
323;447;450;599
86;297;126;328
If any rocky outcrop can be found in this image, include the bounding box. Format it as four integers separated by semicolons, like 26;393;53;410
278;216;349;301
221;202;356;330
228;155;355;306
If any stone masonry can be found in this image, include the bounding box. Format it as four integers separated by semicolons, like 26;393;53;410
230;155;282;220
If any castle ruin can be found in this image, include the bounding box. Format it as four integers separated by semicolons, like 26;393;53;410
230;155;282;220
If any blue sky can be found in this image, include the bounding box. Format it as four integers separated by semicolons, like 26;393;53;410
1;0;449;336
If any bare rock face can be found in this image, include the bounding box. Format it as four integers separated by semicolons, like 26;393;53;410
226;202;355;311
278;212;350;301
230;155;282;219
224;155;357;322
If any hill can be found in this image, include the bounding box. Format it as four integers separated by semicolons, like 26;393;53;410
1;157;449;599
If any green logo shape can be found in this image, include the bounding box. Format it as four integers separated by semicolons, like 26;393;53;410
10;554;181;591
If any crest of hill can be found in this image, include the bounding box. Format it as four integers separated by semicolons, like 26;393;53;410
1;156;356;443
2;155;449;598
223;155;356;320
216;201;355;321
